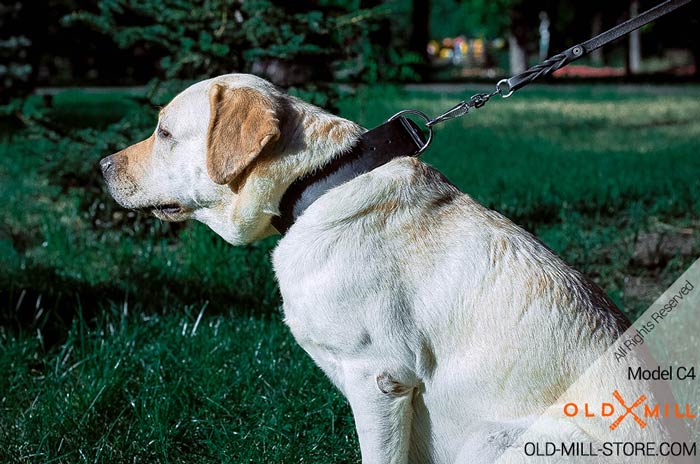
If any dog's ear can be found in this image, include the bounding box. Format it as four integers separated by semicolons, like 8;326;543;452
206;84;281;186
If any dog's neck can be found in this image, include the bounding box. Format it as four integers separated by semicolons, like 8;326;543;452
279;96;366;180
222;96;362;242
228;96;424;241
274;111;428;233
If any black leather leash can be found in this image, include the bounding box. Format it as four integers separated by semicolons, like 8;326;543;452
272;0;692;235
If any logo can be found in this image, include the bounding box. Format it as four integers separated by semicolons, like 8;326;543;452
610;390;647;430
563;391;697;430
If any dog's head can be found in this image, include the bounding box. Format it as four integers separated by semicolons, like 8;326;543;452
100;74;360;244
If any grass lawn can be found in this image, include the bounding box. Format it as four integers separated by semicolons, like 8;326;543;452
1;84;699;463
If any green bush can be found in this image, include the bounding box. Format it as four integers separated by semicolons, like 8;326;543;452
0;2;37;126
64;1;420;109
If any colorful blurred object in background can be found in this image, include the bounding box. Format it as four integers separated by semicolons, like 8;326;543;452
427;35;503;76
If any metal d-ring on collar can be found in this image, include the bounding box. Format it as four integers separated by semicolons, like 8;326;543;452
388;109;433;155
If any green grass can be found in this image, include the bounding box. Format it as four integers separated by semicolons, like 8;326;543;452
1;84;699;463
0;306;358;463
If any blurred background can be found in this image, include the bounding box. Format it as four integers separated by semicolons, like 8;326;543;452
1;1;699;462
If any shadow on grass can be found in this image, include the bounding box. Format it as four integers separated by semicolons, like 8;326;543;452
1;262;281;349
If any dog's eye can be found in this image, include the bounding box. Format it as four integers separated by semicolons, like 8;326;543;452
158;126;172;139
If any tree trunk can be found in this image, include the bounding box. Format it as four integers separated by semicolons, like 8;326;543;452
360;0;390;47
627;0;642;74
692;2;700;77
409;0;430;78
508;8;528;74
590;12;604;66
509;35;527;74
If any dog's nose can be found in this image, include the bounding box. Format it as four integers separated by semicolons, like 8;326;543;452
100;155;116;178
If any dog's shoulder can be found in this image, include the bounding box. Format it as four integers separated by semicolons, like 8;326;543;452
272;156;462;281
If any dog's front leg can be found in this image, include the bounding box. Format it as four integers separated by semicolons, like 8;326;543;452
341;360;416;464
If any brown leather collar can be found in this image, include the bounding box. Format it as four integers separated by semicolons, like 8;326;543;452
271;116;428;235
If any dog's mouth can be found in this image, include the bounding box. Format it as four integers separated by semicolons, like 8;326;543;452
156;203;183;214
148;203;192;221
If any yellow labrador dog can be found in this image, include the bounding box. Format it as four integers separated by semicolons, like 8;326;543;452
101;74;681;463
